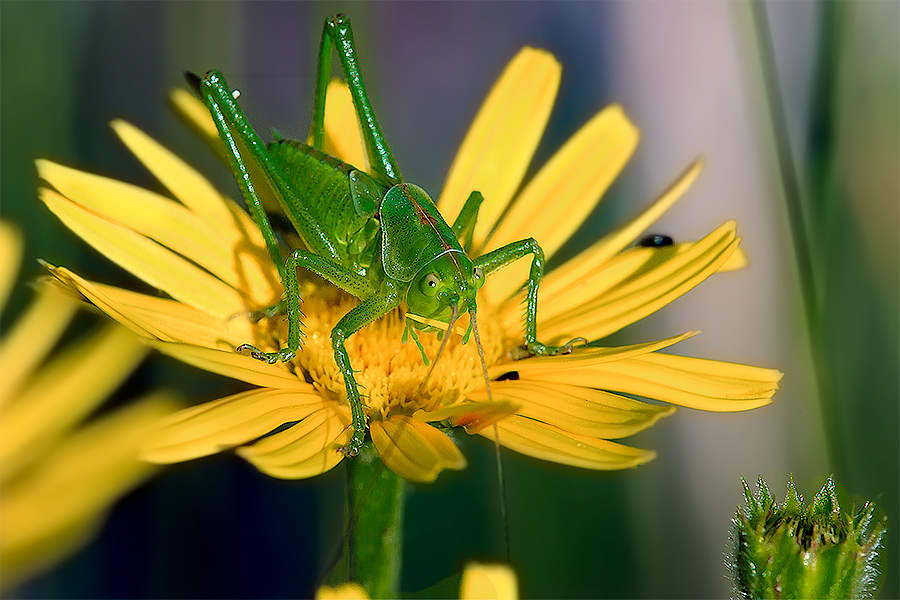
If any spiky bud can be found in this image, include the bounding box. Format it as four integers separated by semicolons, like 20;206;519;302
730;476;886;599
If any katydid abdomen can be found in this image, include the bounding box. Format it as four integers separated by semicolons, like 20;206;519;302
267;140;382;276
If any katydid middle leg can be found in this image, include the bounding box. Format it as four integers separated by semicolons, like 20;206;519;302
476;238;585;356
236;248;375;363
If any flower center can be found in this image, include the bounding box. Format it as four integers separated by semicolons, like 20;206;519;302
268;283;503;421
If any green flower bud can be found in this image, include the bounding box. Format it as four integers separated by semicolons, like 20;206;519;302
731;476;886;599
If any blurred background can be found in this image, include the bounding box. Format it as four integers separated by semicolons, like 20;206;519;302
1;1;897;598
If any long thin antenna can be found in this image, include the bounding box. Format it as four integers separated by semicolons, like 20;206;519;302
469;306;510;561
420;301;459;390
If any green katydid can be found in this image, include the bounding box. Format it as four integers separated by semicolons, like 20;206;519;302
189;14;581;458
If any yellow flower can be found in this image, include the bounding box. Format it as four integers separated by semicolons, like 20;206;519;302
318;562;517;600
36;48;780;484
0;223;179;590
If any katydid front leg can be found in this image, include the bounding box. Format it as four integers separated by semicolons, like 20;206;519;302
281;249;398;456
330;281;404;456
476;238;585;356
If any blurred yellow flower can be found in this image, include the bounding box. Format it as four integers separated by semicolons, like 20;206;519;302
36;47;780;484
0;223;179;590
316;581;369;600
459;562;518;600
317;562;516;600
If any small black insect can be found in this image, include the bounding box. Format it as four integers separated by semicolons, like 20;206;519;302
495;371;520;381
637;234;675;248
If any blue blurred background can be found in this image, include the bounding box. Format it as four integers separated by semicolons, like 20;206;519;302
2;2;897;598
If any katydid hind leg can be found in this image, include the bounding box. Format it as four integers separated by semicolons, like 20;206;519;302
475;238;586;356
187;71;288;284
193;70;342;263
315;14;403;185
192;70;311;364
194;70;369;365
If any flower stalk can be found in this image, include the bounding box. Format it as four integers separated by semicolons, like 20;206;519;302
346;442;405;599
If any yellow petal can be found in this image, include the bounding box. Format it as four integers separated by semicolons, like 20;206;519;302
170;87;219;139
526;240;747;325
721;246;748;271
117;126;279;301
0;284;78;409
534;221;740;341
142;388;325;463
532;159;703;307
487;331;698;377
38;160;223;262
486;415;655;470
460;563;518;600
151;341;309;390
0;324;147;484
112;120;281;304
237;403;351;479
39;186;250;319
37;160;280;311
0;392;178;589
481;105;639;302
439;48;560;245
468;380;675;439
370;416;466;483
520;352;781;412
0;222;22;309
111;119;234;225
44;265;255;349
314;80;368;170
413;400;521;434
515;246;659;331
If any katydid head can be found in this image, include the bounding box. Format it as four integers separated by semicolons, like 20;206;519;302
408;245;493;403
406;252;484;324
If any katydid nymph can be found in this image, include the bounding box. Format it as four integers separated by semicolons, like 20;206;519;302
189;14;581;458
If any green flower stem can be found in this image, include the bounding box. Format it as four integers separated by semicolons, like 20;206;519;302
347;442;405;599
749;0;845;474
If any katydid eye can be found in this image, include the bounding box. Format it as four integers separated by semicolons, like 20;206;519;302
421;272;440;296
473;267;485;289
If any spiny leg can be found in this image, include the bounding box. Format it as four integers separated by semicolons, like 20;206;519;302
238;248;376;363
189;70;304;364
476;238;585;356
312;14;403;184
331;282;404;456
245;247;384;455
